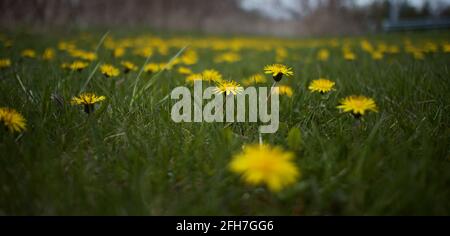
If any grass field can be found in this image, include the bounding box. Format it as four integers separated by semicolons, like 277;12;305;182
0;29;449;215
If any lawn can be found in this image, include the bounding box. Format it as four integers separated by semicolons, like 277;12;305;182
0;29;449;215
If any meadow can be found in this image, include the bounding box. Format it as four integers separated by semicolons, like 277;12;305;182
0;29;449;215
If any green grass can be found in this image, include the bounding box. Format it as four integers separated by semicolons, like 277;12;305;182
0;29;449;215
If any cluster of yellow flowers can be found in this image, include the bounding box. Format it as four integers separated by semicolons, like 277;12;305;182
3;33;444;194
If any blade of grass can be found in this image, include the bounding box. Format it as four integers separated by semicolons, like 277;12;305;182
80;31;109;93
130;45;188;108
16;74;37;103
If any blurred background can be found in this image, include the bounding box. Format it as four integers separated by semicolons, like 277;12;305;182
1;0;450;36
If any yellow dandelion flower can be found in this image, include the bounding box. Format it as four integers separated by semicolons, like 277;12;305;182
65;61;89;72
120;61;138;73
337;95;378;118
308;79;335;94
213;80;244;96
242;73;267;86
113;47;125;58
42;48;55;60
0;107;26;133
144;63;161;74
371;51;383;60
413;51;425;60
202;69;223;82
443;43;450;53
58;41;76;51
21;49;36;58
273;85;293;97
185;73;203;84
214;52;241;63
100;64;120;78
229;144;300;192
71;93;106;114
0;58;11;69
178;66;193;75
181;50;198;65
317;49;330;61
133;47;153;58
343;52;356;61
263;64;293;82
68;49;97;61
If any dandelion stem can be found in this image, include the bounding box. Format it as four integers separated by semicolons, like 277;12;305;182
259;131;263;146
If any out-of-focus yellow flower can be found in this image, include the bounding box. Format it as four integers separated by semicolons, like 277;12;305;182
343;51;356;61
133;47;153;58
371;51;383;60
113;47;126;58
242;74;267;86
177;66;193;75
317;49;330;61
181;50;198;65
214;52;241;63
185;73;203;84
144;63;161;73
275;47;288;62
100;64;120;78
21;49;36;58
229;144;300;192
58;41;76;51
42;48;55;60
202;69;223;82
68;49;97;61
361;40;374;52
0;107;26;133
273;85;293;97
0;58;11;69
63;61;89;72
443;43;450;53
413;51;425;60
120;61;138;73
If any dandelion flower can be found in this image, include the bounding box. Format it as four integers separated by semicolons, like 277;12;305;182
317;49;330;61
71;92;106;114
144;63;161;74
229;144;300;192
113;47;125;58
0;58;11;69
242;74;267;86
185;73;203;84
21;49;36;58
371;51;383;60
202;69;223;82
343;52;356;61
214;52;241;63
337;95;378;118
42;48;55;60
177;66;193;75
213;80;243;96
273;85;293;97
308;79;335;94
64;61;89;72
120;61;138;73
264;64;293;82
100;64;120;78
0;107;26;133
181;50;198;65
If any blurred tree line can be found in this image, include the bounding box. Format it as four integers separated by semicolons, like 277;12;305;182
1;0;449;36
